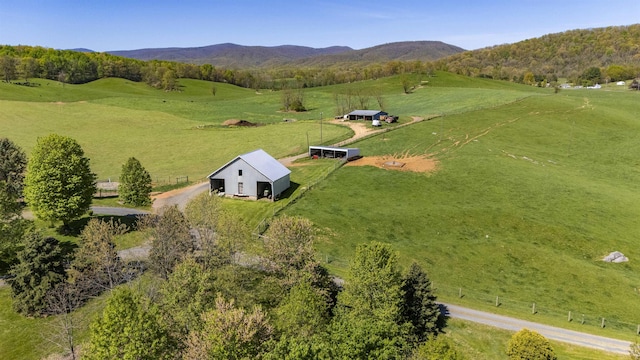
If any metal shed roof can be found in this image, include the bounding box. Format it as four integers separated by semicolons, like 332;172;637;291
207;149;290;182
348;110;386;116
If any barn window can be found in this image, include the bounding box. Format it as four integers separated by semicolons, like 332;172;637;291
239;169;243;176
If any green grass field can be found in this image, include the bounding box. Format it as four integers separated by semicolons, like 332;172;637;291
284;88;640;339
2;72;639;358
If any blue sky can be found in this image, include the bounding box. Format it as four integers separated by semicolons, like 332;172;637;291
1;0;638;51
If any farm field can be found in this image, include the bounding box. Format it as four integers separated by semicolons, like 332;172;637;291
284;87;640;339
4;71;640;358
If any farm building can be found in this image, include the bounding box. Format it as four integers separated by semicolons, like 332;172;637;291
347;110;388;121
309;146;360;160
207;149;290;201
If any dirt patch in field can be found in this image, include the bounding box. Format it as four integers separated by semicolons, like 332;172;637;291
345;154;438;173
223;119;259;127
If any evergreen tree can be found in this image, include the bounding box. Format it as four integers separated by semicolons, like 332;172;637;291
0;181;31;270
0;137;27;198
119;157;152;206
86;287;174;360
10;230;66;316
401;262;441;342
23;134;96;227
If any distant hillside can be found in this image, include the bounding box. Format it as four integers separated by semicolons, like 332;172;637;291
288;41;465;67
108;43;353;68
107;41;465;68
437;24;640;82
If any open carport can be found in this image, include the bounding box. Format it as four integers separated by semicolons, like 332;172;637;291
309;146;360;160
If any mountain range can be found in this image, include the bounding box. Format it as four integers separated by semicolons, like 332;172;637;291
106;41;465;68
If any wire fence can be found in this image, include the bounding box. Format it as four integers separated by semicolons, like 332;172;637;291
253;159;346;237
433;283;640;336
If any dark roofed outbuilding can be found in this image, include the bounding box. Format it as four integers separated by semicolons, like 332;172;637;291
347;110;388;121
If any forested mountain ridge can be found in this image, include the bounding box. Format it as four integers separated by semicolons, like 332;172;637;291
107;41;464;68
108;43;354;68
436;24;640;84
285;41;465;67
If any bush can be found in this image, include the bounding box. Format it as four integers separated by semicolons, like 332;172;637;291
506;329;556;360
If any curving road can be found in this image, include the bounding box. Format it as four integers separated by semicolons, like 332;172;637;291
443;303;632;355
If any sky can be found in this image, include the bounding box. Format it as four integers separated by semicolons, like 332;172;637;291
1;0;638;52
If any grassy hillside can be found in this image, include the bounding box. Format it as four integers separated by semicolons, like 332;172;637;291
284;86;640;339
4;72;639;358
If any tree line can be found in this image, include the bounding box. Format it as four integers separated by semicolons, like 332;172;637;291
435;24;640;86
0;45;435;91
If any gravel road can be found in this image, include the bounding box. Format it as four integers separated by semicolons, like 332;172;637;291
443;303;632;355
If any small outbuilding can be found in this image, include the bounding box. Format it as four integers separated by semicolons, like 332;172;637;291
207;149;290;201
309;146;360;160
347;110;388;121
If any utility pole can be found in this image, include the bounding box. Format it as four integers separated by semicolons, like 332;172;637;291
320;112;323;143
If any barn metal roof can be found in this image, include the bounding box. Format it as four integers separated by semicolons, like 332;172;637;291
348;110;386;116
207;149;290;182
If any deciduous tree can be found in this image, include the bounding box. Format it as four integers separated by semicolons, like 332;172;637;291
412;335;463;360
273;281;329;338
506;329;556;360
159;257;215;342
119;157;152;206
183;295;272;360
86;287;174;360
24;134;96;227
327;241;411;358
0;55;18;82
185;193;247;269
68;219;128;297
146;205;194;279
339;241;403;322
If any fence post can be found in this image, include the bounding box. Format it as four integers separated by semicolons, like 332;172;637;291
601;318;605;328
581;314;585;325
495;296;499;307
458;288;462;298
532;303;536;314
568;311;571;322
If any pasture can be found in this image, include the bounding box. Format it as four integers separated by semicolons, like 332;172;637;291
3;71;639;358
284;87;640;339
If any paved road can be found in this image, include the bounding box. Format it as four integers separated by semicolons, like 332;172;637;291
151;181;209;212
443;303;632;355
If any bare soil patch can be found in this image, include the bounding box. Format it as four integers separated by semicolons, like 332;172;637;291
346;154;438;173
222;119;259;127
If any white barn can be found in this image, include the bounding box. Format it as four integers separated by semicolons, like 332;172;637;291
208;149;290;201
